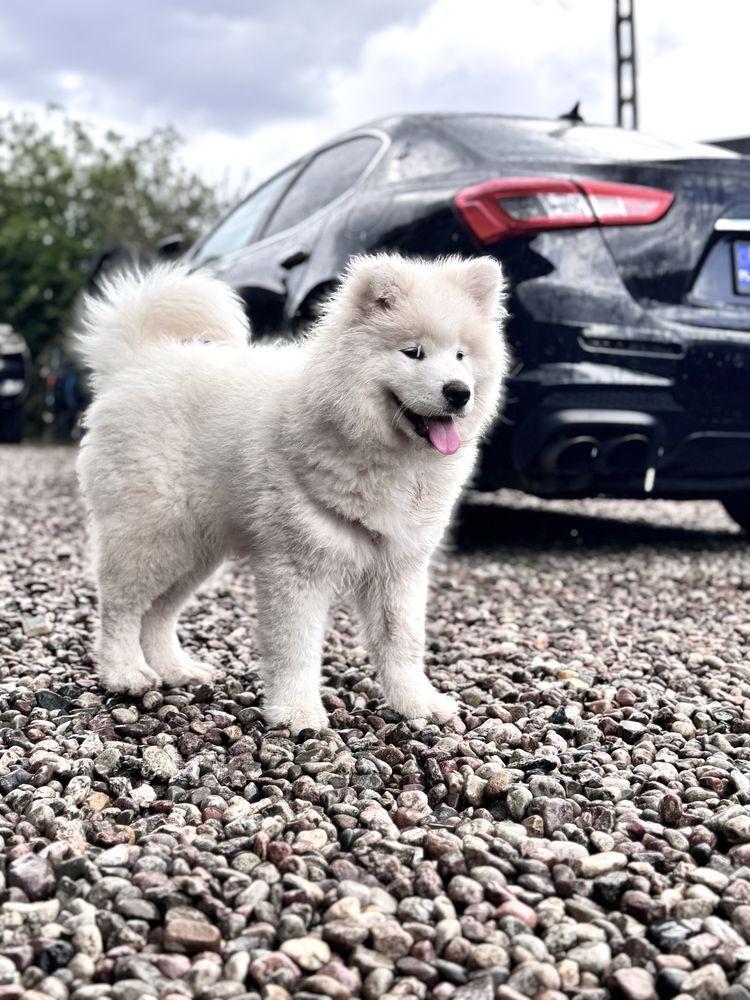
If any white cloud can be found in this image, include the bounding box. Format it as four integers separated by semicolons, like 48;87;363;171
637;0;750;142
186;0;615;186
57;72;85;94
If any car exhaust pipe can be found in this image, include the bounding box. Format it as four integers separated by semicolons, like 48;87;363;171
512;410;664;490
599;434;651;475
541;435;599;476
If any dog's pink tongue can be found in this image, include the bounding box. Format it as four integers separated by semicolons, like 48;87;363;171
426;416;461;455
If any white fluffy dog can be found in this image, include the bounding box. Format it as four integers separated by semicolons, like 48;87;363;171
77;254;509;734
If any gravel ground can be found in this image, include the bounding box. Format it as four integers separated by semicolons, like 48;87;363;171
3;445;750;1000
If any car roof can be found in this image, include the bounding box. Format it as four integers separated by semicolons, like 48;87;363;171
334;112;738;162
363;111;577;129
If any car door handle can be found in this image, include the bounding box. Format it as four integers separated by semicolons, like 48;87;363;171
280;250;310;270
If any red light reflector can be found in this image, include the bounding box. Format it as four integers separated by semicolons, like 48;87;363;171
579;180;674;226
455;177;674;244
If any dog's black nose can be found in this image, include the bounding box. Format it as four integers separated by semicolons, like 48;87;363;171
442;380;471;409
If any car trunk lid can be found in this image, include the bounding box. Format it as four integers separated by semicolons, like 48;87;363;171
580;157;750;321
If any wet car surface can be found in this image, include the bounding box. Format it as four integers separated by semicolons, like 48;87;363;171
186;114;750;528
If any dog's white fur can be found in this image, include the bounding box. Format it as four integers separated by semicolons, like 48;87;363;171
77;254;509;733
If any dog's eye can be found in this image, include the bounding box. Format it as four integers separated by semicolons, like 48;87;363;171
401;346;424;360
456;350;465;361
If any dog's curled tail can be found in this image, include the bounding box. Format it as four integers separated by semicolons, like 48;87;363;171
77;264;250;391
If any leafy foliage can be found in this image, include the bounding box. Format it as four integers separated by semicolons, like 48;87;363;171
0;108;224;357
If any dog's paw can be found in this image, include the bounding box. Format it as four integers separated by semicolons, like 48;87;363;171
100;661;161;696
158;658;215;689
425;690;459;724
264;701;329;737
391;684;458;725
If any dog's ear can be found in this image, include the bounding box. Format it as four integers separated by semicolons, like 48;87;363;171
450;257;507;317
344;254;407;314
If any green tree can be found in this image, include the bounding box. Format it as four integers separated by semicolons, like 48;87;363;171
0;107;225;359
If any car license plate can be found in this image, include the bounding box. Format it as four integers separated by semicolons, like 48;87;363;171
733;240;750;295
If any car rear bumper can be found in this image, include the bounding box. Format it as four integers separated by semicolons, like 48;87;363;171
0;354;31;409
479;357;750;499
0;381;28;408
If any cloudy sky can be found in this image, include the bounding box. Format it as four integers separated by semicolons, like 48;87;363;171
0;0;747;192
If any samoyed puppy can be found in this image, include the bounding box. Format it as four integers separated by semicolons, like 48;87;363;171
77;253;509;734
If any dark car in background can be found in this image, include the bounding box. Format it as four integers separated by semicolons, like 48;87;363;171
0;322;31;442
184;113;750;532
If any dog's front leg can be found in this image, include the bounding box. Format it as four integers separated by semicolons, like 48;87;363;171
254;570;331;735
356;562;457;724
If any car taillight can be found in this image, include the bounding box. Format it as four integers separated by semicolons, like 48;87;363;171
455;177;674;244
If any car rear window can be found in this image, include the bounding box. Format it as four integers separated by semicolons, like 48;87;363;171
384;135;464;182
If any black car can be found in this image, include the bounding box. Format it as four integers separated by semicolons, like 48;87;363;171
184;113;750;532
0;322;31;442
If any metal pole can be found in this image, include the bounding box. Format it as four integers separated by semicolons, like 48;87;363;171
615;0;638;129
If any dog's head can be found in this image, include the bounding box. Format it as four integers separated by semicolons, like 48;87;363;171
318;254;509;456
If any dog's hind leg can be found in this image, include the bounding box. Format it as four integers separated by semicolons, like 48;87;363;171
140;562;218;687
92;520;202;696
254;568;331;735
